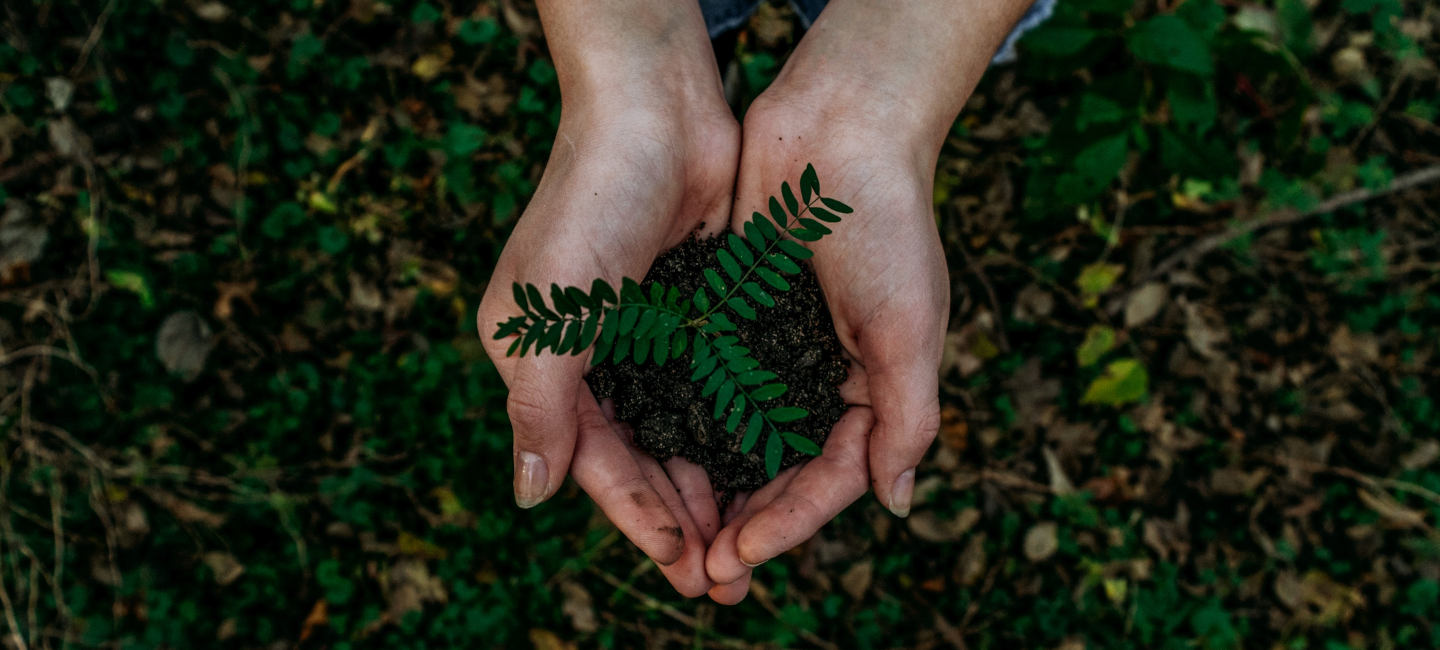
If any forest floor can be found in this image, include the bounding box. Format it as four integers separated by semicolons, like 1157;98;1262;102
2;1;1438;648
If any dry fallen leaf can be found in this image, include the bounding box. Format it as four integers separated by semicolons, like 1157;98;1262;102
156;311;215;382
1124;282;1167;327
1023;522;1059;562
559;581;597;634
1;202;47;279
840;560;873;599
907;508;981;543
202;552;245;586
528;629;575;650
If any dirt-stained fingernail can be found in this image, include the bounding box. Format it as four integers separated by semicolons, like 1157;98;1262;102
515;451;549;509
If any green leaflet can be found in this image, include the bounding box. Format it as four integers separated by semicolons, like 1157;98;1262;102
781;432;821;456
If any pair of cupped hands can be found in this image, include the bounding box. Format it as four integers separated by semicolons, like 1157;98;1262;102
475;2;987;603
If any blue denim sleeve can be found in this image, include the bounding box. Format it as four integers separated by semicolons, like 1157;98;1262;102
700;0;1057;64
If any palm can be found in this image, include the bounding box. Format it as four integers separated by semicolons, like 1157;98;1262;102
478;111;738;597
703;106;948;604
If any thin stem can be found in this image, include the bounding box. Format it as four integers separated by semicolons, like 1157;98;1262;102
696;329;789;448
699;195;821;320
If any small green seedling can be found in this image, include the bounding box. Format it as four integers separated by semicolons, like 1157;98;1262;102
493;163;851;477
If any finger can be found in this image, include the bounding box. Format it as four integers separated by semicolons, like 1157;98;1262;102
707;570;751;605
665;457;721;545
862;334;942;518
734;407;873;566
570;393;686;566
839;361;869;405
705;466;802;585
504;356;589;508
631;452;712;598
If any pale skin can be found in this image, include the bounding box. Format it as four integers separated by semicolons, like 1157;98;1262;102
475;0;1035;602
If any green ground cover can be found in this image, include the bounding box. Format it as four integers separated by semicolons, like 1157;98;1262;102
1;1;1437;647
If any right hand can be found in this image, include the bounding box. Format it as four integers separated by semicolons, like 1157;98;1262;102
476;71;739;596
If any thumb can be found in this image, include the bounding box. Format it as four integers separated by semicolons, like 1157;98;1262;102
862;321;943;518
504;355;587;508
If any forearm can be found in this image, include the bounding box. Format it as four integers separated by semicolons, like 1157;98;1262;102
770;0;1035;154
535;1;723;109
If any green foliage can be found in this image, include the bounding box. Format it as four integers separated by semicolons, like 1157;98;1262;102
495;164;845;476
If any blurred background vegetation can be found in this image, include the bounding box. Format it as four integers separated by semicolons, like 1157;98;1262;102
2;0;1438;648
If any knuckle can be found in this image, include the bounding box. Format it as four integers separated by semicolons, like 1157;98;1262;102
506;391;556;442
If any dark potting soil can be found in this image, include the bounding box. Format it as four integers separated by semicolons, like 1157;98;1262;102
586;236;848;495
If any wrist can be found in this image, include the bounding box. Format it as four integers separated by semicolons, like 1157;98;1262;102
538;2;725;122
762;0;1036;156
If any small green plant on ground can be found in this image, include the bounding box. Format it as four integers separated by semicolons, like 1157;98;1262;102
492;163;851;477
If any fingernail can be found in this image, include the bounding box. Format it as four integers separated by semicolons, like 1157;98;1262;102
741;557;767;568
888;468;915;518
515;451;549;509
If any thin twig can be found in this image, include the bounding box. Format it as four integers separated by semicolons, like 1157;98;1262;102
1273;455;1440;507
586;566;747;649
745;579;840;650
953;244;1010;352
1148;164;1440;281
69;0;116;76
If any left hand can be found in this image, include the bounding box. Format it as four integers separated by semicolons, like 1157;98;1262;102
703;91;949;604
698;0;1037;602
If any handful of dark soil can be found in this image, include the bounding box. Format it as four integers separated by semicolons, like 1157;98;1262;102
586;237;848;494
